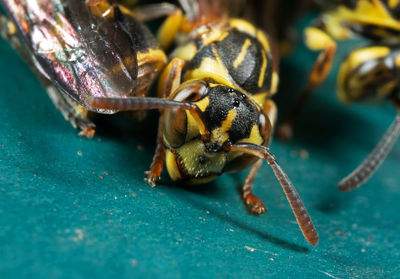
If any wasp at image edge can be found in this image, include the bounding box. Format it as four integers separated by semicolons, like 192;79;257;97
277;0;400;191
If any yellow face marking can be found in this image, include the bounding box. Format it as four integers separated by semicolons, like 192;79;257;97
165;149;182;181
233;39;251;68
258;50;267;88
195;96;210;112
174;140;226;179
211;109;237;145
238;125;263;145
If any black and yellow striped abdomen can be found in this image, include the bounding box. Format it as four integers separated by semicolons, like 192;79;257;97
171;18;277;103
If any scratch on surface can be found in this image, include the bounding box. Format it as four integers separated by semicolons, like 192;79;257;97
244;245;278;256
318;270;340;279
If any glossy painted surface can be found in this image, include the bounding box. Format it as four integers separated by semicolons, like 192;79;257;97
1;14;400;278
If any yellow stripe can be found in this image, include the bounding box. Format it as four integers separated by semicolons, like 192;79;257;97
258;50;267;88
237;125;263;145
195;96;210;112
221;109;237;132
233;39;251;68
211;109;237;145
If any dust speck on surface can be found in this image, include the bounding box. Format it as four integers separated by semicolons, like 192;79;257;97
299;149;309;159
77;151;82;156
334;229;346;237
99;175;104;179
137;144;144;151
0;143;4;147
244;245;256;252
131;192;137;197
369;234;375;240
361;248;366;253
73;228;84;242
130;259;138;267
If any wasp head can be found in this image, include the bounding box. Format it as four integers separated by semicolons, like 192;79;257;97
163;80;272;184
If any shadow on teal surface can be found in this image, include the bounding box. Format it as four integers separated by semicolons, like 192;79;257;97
1;12;400;279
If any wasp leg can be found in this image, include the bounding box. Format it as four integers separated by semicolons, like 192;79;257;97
0;17;96;138
145;57;186;187
277;27;337;140
242;159;266;215
45;85;96;139
242;99;277;215
145;115;166;187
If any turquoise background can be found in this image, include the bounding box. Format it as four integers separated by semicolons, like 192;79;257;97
1;15;400;278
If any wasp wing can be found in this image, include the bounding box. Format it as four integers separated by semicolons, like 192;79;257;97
2;0;156;112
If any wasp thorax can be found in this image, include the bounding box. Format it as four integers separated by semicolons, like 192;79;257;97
163;80;271;184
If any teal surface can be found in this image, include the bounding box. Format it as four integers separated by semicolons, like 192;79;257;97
1;15;400;279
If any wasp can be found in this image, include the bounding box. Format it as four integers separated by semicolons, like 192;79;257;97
1;0;318;246
277;0;400;191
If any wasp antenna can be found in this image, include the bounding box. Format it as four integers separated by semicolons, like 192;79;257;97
339;112;400;191
230;143;319;246
86;96;210;139
86;96;192;111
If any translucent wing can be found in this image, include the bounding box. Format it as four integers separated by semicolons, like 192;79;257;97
2;0;157;112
